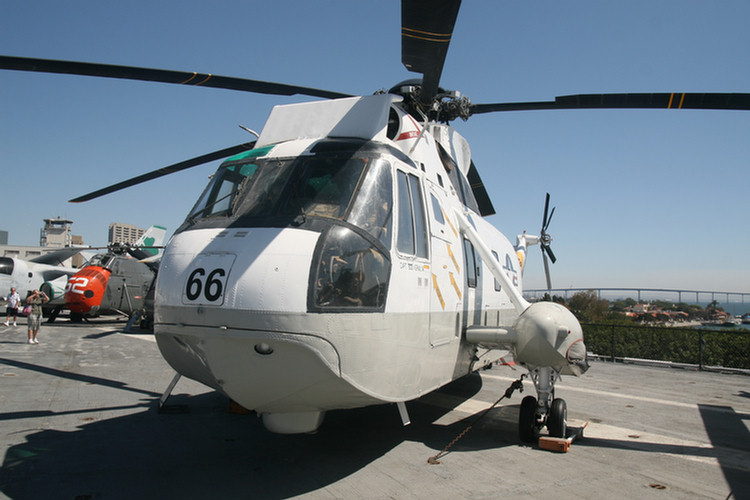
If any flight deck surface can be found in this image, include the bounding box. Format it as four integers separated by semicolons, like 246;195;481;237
1;320;748;500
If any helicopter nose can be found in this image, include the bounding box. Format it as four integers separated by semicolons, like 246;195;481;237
155;227;320;322
65;266;110;314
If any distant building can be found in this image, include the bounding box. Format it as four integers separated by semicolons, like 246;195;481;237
70;235;86;267
0;245;45;260
108;222;145;245
1;219;86;267
40;217;78;248
0;243;87;268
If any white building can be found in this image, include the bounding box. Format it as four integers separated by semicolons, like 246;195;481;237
108;222;146;245
40;217;75;248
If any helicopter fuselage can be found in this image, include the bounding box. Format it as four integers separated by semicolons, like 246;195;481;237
65;253;155;317
154;94;526;433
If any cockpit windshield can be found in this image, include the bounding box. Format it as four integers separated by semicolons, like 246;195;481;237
183;145;399;312
276;157;368;219
187;150;393;248
0;257;13;275
88;254;116;269
187;163;259;220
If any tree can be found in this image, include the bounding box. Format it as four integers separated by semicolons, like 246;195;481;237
567;290;610;323
610;297;637;312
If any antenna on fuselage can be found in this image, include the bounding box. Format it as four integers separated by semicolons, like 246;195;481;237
239;125;260;138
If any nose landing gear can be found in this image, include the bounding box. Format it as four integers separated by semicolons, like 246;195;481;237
518;366;567;442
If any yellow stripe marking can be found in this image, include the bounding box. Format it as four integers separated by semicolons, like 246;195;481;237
447;243;460;274
449;272;462;300
668;93;687;109
442;208;458;237
516;250;526;272
432;274;445;310
180;73;198;85
194;74;213;86
402;27;452;43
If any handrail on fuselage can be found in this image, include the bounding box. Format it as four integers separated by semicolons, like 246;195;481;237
453;208;530;315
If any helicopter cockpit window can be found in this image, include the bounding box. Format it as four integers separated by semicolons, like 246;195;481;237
386;107;400;140
90;254;116;270
491;250;502;292
430;193;445;225
464;238;478;288
188;163;258;220
308;158;393;311
277;157;367;219
0;257;13;275
311;225;389;311
436;142;480;214
396;170;429;259
347;159;393;249
226;155;374;222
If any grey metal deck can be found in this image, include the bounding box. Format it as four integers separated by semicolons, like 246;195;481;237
1;319;748;500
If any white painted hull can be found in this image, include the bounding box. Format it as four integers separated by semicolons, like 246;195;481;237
154;226;513;415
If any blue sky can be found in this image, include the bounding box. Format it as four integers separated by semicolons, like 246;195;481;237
1;1;748;292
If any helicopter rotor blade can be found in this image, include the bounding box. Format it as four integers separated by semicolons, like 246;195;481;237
401;0;462;105
69;142;256;203
0;55;351;100
541;247;552;293
542;193;549;233
467;160;496;216
541;242;557;265
540;193;557;266
469;92;750;115
544;206;555;233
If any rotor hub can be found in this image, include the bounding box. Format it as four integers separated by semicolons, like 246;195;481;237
387;79;472;122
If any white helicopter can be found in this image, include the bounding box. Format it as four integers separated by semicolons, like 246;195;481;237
1;247;90;305
2;0;748;439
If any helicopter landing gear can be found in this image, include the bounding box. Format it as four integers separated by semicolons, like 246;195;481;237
518;366;567;442
518;395;540;443
548;398;567;438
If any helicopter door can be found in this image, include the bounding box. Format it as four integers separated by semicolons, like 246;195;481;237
393;169;431;342
105;260;127;312
425;185;461;347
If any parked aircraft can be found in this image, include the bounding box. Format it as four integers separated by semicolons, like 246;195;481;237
0;247;89;307
63;226;165;322
1;0;747;440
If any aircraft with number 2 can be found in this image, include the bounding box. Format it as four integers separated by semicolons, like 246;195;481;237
61;225;165;326
2;0;748;439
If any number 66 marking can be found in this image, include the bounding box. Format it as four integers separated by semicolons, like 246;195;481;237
185;267;226;302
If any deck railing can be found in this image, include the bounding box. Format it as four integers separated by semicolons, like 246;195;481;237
582;323;750;373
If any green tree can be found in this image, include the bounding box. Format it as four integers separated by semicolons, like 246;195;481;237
610;297;637;312
567;290;610;322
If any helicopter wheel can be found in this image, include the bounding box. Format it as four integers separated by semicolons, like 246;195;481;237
519;395;539;443
547;398;567;438
140;316;153;330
